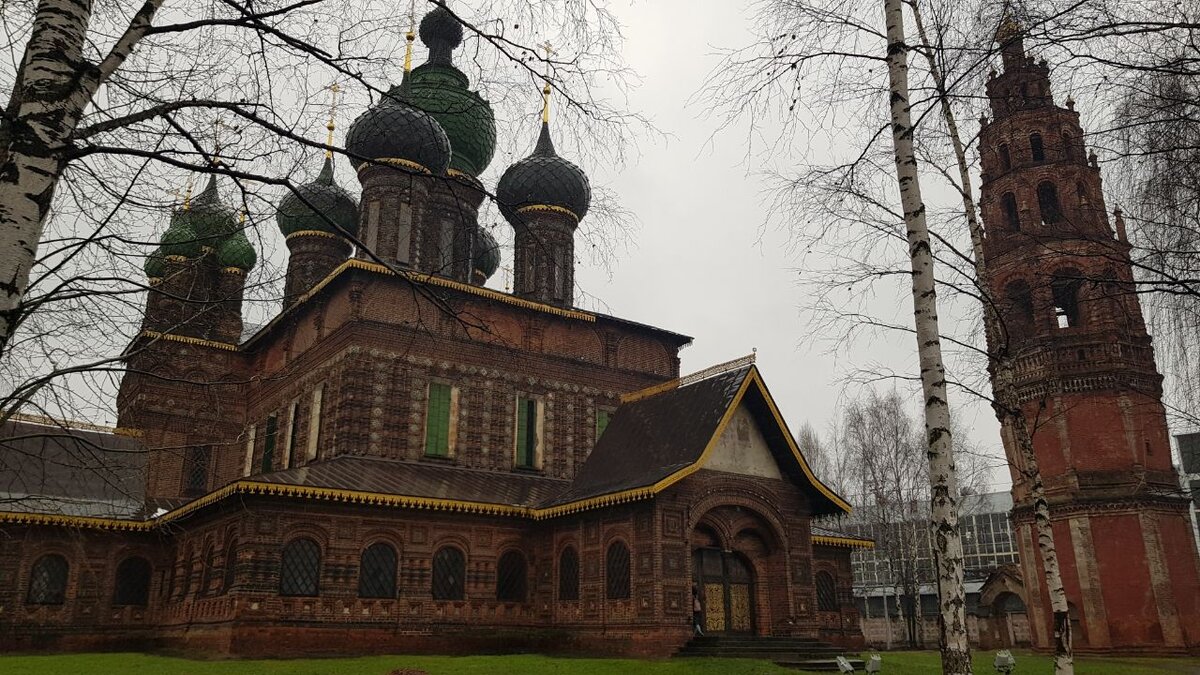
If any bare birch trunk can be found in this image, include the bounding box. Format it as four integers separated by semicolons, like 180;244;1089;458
907;4;1074;671
0;0;162;356
883;1;971;671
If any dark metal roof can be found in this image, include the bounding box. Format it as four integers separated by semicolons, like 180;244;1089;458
0;419;146;518
548;367;751;506
252;455;570;508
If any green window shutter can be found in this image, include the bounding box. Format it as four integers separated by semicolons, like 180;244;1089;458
596;409;610;440
261;414;277;473
425;383;452;457
515;398;529;467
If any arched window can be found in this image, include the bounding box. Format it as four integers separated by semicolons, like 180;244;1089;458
1076;181;1090;206
200;543;216;597
178;545;194;599
605;541;631;600
1052;271;1084;328
1030;133;1045;162
113;556;151;606
1004;280;1035;336
279;538;321;597
27;554;69;605
1001;193;1020;231
1038;181;1062;224
815;571;838;612
432;546;466;600
222;537;238;594
558;547;580;601
496;551;527;602
1062;132;1076;160
358;542;398;599
998;144;1011;171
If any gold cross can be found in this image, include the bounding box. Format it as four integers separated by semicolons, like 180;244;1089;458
325;83;341;157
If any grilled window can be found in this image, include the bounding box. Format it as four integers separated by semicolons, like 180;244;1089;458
515;397;540;469
425;383;453;458
432;546;466;600
113;556;151;606
816;571;837;612
223;537;238;593
261;414;278;473
605;541;631;600
558;547;580;601
359;542;398;599
496;551;527;602
181;445;210;497
280;538;321;597
200;543;216;597
27;554;68;605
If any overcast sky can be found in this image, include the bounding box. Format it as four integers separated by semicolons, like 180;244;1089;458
568;0;1011;491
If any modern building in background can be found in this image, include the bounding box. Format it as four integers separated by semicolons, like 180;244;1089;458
1178;432;1200;551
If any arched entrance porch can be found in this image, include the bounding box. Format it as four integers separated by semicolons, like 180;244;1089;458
691;503;789;636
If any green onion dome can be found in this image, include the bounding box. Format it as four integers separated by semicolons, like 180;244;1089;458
144;248;167;278
159;220;202;259
345;76;452;174
178;176;239;245
408;6;497;176
473;226;501;282
496;121;591;224
216;230;257;271
276;157;360;237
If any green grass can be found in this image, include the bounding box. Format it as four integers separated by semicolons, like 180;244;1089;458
0;651;1196;675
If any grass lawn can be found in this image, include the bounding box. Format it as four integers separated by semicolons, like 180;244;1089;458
0;650;1196;674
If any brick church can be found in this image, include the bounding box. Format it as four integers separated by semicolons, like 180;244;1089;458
979;21;1200;654
0;7;870;656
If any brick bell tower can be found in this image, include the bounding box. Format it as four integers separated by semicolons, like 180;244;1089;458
978;20;1200;653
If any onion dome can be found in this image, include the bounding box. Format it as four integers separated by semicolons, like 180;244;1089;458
407;6;497;176
144;248;167;278
159;219;202;259
216;231;257;271
472;226;501;282
179;176;239;245
496;119;591;223
345;77;452;174
276;157;360;237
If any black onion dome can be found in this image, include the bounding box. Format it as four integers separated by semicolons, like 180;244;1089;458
496;121;591;223
472;225;501;282
344;79;452;174
419;5;463;60
276;157;360;237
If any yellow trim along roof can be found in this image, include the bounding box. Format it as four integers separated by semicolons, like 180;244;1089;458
0;367;851;531
812;535;874;549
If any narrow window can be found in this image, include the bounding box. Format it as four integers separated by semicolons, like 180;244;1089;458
306;384;324;462
280;538;321;597
396;202;412;264
1062;132;1076;160
1030;133;1045;162
515;397;541;469
178;546;194;599
605;541;631;600
998;143;1011;171
365;200;381;254
1052;272;1084;328
285;399;302;469
261;414;278;473
27;554;69;605
1001;193;1020;231
242;425;257;477
359;542;398;599
1004;280;1035;336
595;409;611;441
816;571;838;611
181;446;210;497
1038;181;1062;224
496;551;527;602
223;536;239;594
552;247;566;300
113;556;151;607
200;543;216;597
425;382;454;458
432;547;466;600
559;547;580;601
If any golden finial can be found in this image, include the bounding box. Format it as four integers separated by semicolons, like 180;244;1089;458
238;207;247;226
404;0;416;73
211;117;230;167
182;175;195;211
538;40;556;122
325;83;341;159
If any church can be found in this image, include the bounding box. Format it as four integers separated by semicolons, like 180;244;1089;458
0;6;869;657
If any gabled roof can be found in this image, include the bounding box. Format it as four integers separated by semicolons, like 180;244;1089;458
548;364;851;515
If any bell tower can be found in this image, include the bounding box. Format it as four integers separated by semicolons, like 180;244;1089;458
978;20;1200;652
